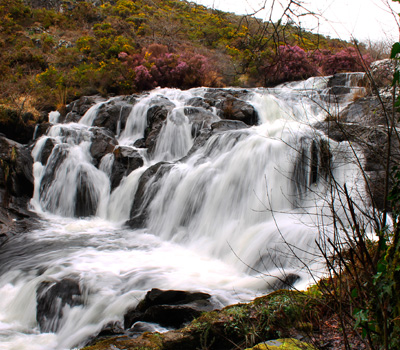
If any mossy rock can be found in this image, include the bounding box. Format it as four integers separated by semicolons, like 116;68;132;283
245;338;317;350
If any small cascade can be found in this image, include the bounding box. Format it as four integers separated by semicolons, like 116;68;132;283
32;124;39;140
48;111;61;124
0;80;369;350
116;106;124;137
78;102;104;126
153;108;194;161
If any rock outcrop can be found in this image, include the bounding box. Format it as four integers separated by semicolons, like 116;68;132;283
0;136;37;240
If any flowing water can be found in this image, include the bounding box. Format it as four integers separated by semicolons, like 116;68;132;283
0;76;366;349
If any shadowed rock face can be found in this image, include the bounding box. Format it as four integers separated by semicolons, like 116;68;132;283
0;136;37;238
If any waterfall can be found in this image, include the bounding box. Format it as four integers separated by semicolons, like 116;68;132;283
0;75;367;350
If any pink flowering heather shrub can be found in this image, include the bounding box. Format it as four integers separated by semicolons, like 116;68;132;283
318;47;373;75
258;45;373;86
118;44;220;90
263;45;318;85
134;65;156;90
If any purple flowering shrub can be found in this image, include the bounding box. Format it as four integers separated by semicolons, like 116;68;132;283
258;45;373;86
118;44;221;91
316;47;373;75
272;45;318;84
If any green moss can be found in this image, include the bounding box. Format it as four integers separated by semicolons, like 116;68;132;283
245;338;317;350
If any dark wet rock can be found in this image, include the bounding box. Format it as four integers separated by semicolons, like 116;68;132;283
92;99;134;134
0;136;37;238
39;138;56;165
75;168;99;217
216;96;258;126
109;146;144;190
64;96;105;123
89;127;118;167
133;138;146;148
204;88;253;102
124;288;214;329
36;278;83;333
211;120;249;132
127;162;173;228
184;107;218;138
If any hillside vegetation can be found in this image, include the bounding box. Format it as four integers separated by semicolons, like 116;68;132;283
0;0;372;124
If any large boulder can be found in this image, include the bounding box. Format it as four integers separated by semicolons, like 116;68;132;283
38;137;56;165
216;96;258;125
36;278;83;333
92;98;135;134
109;146;144;190
0;136;37;238
124;288;214;329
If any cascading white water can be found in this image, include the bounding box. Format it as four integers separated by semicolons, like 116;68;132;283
153;107;194;161
0;77;367;350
